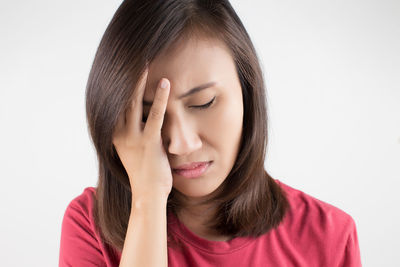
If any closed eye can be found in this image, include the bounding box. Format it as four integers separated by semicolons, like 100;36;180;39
190;96;216;109
142;96;216;122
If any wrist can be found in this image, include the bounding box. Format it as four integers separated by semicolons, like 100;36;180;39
132;194;168;211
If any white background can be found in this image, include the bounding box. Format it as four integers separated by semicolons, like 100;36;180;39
1;0;399;266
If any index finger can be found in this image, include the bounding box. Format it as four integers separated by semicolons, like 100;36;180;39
143;78;170;138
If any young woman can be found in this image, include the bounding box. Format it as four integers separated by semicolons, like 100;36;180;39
59;1;362;266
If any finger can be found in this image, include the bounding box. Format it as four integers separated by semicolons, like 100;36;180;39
143;78;170;138
126;66;149;136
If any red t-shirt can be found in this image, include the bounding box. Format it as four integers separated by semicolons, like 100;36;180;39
59;179;362;266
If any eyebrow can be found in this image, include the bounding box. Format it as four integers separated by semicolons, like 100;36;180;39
143;81;216;106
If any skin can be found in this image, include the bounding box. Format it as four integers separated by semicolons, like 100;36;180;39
143;34;244;241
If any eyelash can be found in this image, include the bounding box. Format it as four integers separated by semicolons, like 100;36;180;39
142;96;216;122
190;96;216;109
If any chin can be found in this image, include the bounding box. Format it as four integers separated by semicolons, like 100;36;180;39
174;188;211;198
172;183;219;199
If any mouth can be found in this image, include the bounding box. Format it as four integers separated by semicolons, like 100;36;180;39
172;161;212;179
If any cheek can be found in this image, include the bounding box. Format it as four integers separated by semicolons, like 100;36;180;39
201;95;243;151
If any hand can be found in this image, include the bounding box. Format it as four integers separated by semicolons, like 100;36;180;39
112;66;172;202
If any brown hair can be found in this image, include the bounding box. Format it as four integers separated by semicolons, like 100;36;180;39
85;0;289;253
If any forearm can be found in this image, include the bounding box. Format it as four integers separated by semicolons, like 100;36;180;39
119;197;168;267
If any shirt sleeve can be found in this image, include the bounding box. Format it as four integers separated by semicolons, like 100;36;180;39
59;198;106;267
339;217;362;267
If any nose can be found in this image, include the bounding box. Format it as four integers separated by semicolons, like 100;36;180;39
161;114;202;156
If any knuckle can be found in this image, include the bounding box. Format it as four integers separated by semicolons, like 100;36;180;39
131;97;138;108
149;107;163;119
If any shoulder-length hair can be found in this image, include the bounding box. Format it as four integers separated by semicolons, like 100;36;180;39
86;0;289;253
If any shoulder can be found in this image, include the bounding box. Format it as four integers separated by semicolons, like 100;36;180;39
274;179;357;246
61;186;98;236
273;179;361;265
62;187;97;224
66;187;97;211
276;179;355;228
59;187;107;266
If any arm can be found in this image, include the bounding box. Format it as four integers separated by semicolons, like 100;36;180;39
113;69;172;267
118;196;168;267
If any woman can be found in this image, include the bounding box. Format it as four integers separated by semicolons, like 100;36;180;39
59;0;362;266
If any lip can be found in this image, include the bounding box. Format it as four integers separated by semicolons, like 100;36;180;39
173;161;212;178
173;161;211;170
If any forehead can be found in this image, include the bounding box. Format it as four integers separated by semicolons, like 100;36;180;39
144;36;237;98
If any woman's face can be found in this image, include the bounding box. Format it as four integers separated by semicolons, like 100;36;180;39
144;35;243;199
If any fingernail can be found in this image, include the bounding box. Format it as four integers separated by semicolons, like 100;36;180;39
160;79;168;89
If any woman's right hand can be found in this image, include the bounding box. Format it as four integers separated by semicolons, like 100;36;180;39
112;66;173;202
